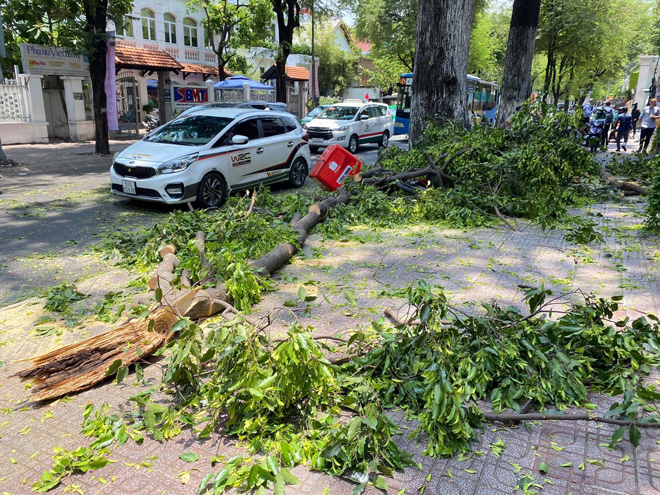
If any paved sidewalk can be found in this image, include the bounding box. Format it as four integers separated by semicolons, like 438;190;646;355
0;192;658;494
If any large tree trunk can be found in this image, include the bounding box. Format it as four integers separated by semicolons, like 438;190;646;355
409;0;475;146
84;0;110;155
495;0;541;127
272;0;299;104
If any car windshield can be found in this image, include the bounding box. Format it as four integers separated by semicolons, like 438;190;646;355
308;107;325;118
145;115;233;146
318;106;360;120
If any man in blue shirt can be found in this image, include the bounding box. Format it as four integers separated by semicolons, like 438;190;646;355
582;98;595;123
615;106;633;152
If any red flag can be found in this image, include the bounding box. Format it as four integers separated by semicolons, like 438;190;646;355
365;93;369;100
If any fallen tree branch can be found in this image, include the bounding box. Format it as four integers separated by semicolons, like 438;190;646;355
493;205;517;231
600;167;649;196
483;411;660;428
16;189;352;401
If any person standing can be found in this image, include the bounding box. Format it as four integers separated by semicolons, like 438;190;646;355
631;103;640;138
615;106;632;152
602;101;615;146
639;98;660;152
582;98;595;124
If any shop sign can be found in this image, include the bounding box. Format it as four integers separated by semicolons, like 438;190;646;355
19;43;89;77
173;85;208;107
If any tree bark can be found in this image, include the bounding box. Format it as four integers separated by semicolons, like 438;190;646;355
495;0;542;127
83;0;111;155
272;0;299;103
409;0;475;145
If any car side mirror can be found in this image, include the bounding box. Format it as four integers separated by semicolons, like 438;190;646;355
232;135;249;145
360;114;369;121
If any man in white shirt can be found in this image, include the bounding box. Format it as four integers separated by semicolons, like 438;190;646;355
639;98;660;152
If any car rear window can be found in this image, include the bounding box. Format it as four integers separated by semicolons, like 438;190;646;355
261;118;286;137
145;115;233;145
319;106;360;120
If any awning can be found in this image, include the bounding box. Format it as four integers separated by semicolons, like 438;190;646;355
115;45;183;73
181;63;232;80
261;65;310;82
214;75;273;90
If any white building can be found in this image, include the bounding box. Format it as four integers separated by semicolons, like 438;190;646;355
633;55;660;108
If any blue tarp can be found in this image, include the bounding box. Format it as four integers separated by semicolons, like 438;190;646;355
214;75;273;90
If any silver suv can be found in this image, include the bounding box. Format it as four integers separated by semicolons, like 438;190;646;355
305;102;394;153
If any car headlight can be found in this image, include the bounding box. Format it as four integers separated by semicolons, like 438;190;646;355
336;125;348;132
302;123;308;130
157;152;199;174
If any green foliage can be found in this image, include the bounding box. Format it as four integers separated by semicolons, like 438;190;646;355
96;190;300;308
44;283;86;313
646;155;660;232
362;101;599;228
564;218;604;245
31;446;114;492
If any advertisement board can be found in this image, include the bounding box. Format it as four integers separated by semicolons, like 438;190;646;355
173;85;209;108
19;43;89;77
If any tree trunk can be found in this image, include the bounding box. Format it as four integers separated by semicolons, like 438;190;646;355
409;0;475;146
83;0;110;154
272;0;299;104
495;0;541;127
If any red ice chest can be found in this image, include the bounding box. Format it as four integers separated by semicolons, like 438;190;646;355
309;145;363;191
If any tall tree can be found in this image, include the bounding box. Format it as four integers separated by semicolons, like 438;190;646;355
188;0;272;81
0;0;132;154
271;0;300;103
410;0;475;145
495;0;541;127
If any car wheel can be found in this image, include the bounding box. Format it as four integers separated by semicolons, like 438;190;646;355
348;135;359;154
379;131;389;148
288;157;308;188
309;146;320;154
195;172;227;209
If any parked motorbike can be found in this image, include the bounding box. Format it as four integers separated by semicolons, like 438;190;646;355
144;113;160;132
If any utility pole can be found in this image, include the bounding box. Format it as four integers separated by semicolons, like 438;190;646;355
310;3;316;109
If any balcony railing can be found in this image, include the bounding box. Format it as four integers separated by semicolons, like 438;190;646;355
144;43;159;51
184;49;200;61
165;47;179;59
205;52;216;64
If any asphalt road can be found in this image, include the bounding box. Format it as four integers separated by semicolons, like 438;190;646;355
0;135;408;305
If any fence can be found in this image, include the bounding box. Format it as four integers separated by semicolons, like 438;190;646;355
0;78;30;123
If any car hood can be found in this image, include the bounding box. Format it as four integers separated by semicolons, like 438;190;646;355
115;141;204;167
306;119;354;130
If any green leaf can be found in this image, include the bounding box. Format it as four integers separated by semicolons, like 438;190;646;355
105;359;123;376
179;452;199;463
280;468;299;485
345;291;357;307
171;319;188;333
374;476;389;490
298;286;307;301
274;472;285;495
352;484;366;495
155;287;163;303
538;461;548;474
630;425;641;448
116;366;128;384
284;299;298;308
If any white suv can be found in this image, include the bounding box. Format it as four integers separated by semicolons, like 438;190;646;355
110;108;310;208
305;102;394;154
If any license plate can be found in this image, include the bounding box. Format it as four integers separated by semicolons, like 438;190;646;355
312;138;324;143
122;179;136;194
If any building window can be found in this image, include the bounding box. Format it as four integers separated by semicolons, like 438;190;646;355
164;13;176;44
184;18;198;48
116;18;134;38
141;9;156;41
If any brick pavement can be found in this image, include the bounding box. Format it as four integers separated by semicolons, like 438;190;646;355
1;185;659;494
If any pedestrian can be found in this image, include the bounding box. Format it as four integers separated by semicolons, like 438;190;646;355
631;103;640;138
615;106;632;152
638;98;660;152
602;101;615;146
582;98;595;124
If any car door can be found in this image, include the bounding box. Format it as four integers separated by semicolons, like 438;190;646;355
220;117;266;188
368;105;385;142
355;106;371;141
255;117;293;182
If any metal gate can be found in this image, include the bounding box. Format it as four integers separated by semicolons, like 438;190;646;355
116;72;139;135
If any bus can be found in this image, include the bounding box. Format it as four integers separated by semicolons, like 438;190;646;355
394;73;499;135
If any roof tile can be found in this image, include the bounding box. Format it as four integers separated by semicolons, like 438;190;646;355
115;45;183;71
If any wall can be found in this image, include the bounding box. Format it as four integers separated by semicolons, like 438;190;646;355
0;122;49;144
634;55;660;108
